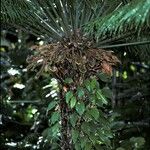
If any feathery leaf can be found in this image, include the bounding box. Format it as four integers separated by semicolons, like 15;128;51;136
85;0;150;43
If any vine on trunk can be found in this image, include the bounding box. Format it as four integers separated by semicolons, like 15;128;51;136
27;34;119;149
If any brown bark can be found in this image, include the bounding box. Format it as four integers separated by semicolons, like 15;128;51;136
60;89;71;150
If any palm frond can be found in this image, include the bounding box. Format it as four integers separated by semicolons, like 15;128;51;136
2;0;149;59
85;0;150;44
125;34;150;60
1;0;123;41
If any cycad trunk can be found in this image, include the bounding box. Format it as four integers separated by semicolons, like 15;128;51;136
26;41;120;149
60;88;71;150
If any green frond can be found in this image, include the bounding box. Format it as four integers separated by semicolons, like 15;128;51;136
1;0;149;59
1;0;95;40
1;0;123;41
125;34;150;60
85;0;150;43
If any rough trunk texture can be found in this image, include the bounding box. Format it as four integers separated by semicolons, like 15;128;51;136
60;89;71;150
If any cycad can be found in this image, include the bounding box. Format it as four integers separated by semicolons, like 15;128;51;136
1;0;150;149
2;0;150;44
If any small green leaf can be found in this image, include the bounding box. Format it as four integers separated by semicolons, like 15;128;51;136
84;79;91;91
97;129;111;146
101;87;113;99
51;112;60;124
88;108;99;120
90;78;99;89
96;89;108;105
89;133;99;144
75;101;85;115
65;91;73;104
70;96;77;108
77;87;85;98
71;129;79;143
98;72;111;82
70;113;78;127
51;123;60;137
47;101;57;111
85;111;93;120
75;143;81;150
64;78;73;84
80;137;88;148
84;142;92;150
81;122;91;135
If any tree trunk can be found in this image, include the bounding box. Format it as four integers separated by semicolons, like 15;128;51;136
60;89;71;150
